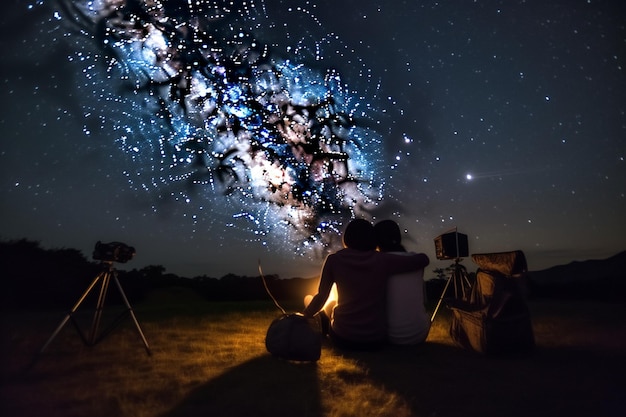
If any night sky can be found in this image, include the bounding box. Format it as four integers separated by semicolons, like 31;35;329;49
1;0;624;279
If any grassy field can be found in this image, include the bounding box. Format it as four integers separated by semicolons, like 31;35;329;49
1;287;625;417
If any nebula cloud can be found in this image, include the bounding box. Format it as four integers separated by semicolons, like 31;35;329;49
57;0;392;255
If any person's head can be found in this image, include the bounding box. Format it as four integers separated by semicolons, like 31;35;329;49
342;219;376;251
374;220;406;252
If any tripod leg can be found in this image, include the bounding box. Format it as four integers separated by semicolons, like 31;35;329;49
88;272;111;345
458;268;472;300
462;272;472;290
451;264;472;301
430;275;453;323
39;272;104;354
454;269;465;300
112;274;152;355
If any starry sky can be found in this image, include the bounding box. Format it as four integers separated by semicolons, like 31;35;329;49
1;0;625;279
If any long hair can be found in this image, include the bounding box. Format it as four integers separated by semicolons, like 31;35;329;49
374;220;406;252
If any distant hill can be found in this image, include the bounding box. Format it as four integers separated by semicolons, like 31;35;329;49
528;251;626;301
529;251;626;283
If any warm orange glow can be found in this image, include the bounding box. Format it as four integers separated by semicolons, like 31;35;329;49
304;283;338;317
324;283;338;311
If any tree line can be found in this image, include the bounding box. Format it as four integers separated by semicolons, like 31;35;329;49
1;239;457;310
4;239;621;310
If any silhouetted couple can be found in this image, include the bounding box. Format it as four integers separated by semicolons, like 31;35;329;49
303;219;430;351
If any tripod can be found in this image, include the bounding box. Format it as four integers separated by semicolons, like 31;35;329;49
39;261;151;355
430;258;472;322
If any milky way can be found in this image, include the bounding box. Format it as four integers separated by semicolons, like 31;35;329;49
54;0;400;255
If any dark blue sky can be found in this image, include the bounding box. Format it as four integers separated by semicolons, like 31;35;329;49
1;0;624;278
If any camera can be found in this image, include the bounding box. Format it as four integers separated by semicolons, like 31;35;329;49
434;230;469;260
93;241;135;263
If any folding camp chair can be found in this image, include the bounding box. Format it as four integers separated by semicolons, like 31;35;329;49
448;250;535;354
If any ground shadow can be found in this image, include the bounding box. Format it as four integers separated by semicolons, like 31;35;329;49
156;355;322;417
335;342;626;417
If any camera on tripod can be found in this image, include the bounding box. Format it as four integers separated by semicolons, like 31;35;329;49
93;241;135;263
434;229;469;260
431;228;472;322
39;240;150;356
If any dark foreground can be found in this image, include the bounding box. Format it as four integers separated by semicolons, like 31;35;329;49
1;295;625;417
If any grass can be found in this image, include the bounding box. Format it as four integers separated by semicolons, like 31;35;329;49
1;287;625;417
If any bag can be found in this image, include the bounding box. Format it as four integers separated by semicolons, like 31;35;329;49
265;313;321;362
259;260;321;361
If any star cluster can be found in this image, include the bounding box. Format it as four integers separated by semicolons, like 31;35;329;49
53;0;394;255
